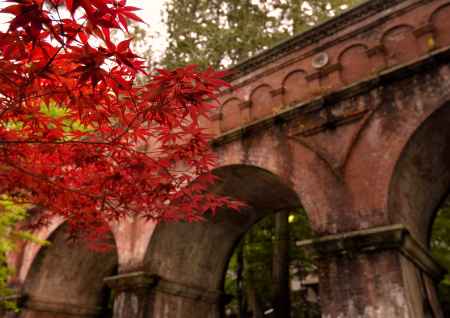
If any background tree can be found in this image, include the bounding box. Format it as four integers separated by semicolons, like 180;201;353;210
272;211;290;318
0;197;49;311
224;211;318;318
431;198;450;316
161;0;362;69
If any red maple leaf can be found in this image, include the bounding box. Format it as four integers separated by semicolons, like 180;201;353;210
0;0;240;239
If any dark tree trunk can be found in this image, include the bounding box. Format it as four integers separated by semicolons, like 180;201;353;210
272;211;291;318
246;274;265;318
236;242;246;318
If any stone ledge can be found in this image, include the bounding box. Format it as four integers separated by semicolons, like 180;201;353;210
0;293;102;316
366;44;385;57
23;296;102;316
210;111;222;121
104;272;223;304
155;279;223;304
104;271;158;291
270;87;285;97
297;224;447;281
306;63;342;81
239;101;252;109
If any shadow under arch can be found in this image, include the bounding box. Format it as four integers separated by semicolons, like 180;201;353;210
388;101;450;245
387;101;450;317
18;223;118;318
143;164;304;318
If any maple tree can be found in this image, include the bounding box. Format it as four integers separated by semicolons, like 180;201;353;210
0;0;239;239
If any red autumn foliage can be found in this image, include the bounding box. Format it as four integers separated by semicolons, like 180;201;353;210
0;0;241;237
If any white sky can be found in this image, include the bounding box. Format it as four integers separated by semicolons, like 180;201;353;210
0;0;169;58
128;0;169;59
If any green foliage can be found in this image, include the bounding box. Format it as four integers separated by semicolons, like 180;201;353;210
224;209;317;317
40;101;91;134
0;198;29;311
39;102;69;118
3;101;90;139
431;202;450;315
0;197;48;311
162;0;363;69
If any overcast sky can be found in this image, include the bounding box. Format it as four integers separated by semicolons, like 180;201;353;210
0;0;169;57
129;0;167;22
128;0;169;58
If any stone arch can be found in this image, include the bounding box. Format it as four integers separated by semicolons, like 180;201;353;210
220;97;242;133
249;84;273;121
430;3;450;47
9;217;65;286
385;102;450;318
382;24;418;66
282;70;309;106
387;102;450;246
213;123;351;235
20;223;118;317
142;164;305;318
338;43;370;84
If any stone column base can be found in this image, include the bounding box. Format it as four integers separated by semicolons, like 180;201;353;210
298;224;446;318
104;271;226;318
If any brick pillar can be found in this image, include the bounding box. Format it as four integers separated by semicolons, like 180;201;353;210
298;225;446;318
104;272;157;318
147;279;224;318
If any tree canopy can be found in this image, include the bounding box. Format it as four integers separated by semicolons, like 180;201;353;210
431;200;450;314
162;0;362;69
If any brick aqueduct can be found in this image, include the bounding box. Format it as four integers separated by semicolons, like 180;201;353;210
4;0;450;317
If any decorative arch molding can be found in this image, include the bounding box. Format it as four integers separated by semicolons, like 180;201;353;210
338;43;370;84
430;3;450;47
381;24;418;66
249;84;273;121
12;216;65;285
13;216;136;283
220;97;242;133
19;222;118;317
282;70;309;106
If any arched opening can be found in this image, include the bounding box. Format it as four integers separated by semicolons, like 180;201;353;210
143;165;317;317
388;102;450;317
222;209;319;318
18;224;118;318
